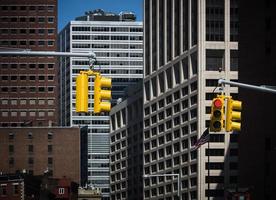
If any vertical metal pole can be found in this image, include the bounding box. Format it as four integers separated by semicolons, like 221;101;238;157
208;140;210;200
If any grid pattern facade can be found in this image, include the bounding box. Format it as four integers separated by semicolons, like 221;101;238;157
0;0;58;127
59;20;143;199
143;0;238;199
110;86;143;200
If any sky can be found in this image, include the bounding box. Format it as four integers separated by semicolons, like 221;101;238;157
58;0;143;31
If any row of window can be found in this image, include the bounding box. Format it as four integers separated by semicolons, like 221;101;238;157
72;43;143;49
145;104;197;126
0;5;55;12
144;127;192;144
0;28;55;35
144;124;197;146
72;60;143;66
111;99;142;131
9;145;53;154
144;188;197;199
1;87;54;93
111;130;127;142
72;35;142;41
72;120;109;125
8;132;54;140
0;75;54;81
0;16;55;23
110;150;127;162
1;110;55;118
1;122;49;127
144;85;196;115
0;40;55;46
0;184;19;196
0;63;55;69
145;60;197;101
0;98;55;106
95;52;143;58
72;26;142;32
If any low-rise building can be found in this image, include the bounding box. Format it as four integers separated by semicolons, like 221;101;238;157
0;127;88;185
78;187;101;200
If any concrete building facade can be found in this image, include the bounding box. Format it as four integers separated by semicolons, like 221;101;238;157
110;83;144;200
59;10;143;199
0;0;59;127
143;0;239;199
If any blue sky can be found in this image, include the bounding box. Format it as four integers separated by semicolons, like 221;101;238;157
58;0;143;31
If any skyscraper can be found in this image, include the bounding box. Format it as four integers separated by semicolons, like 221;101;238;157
0;0;59;127
59;10;143;199
110;83;144;200
143;0;238;199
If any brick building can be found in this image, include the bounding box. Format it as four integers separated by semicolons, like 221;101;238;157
0;127;88;184
0;173;79;200
0;0;59;127
0;173;41;200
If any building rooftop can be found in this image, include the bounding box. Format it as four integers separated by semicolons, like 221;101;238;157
75;9;136;22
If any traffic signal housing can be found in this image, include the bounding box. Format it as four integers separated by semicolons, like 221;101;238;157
94;73;112;113
76;72;89;113
225;97;242;132
210;95;224;132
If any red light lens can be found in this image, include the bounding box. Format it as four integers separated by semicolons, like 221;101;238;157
214;99;222;108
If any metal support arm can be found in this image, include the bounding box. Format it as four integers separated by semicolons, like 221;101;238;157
218;79;276;94
0;50;96;68
0;50;96;59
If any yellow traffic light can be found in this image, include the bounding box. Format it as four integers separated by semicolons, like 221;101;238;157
94;74;112;113
225;97;242;132
210;95;224;132
76;72;89;113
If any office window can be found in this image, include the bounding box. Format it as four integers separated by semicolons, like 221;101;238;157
206;0;225;41
206;49;224;71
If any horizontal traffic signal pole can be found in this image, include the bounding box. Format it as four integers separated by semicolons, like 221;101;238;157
218;79;276;94
0;50;96;59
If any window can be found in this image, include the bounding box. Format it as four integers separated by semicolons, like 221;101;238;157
28;145;33;153
38;17;45;22
28;132;33;139
206;149;224;156
9;133;14;140
48;41;54;46
48;145;52;153
28;157;34;165
48;132;53;140
48;29;54;34
9;145;14;153
48;157;53;165
48;17;54;23
0;185;7;196
13;184;19;195
206;50;225;71
20;100;27;105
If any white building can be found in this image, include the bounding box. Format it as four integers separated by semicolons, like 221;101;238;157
143;0;238;200
59;10;143;199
